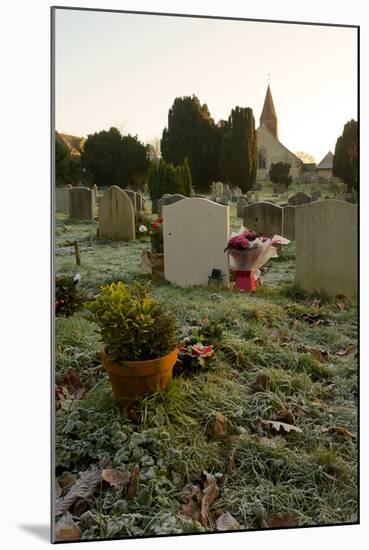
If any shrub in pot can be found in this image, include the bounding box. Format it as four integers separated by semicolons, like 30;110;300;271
85;281;178;407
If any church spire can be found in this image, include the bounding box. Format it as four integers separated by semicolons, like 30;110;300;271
260;84;278;139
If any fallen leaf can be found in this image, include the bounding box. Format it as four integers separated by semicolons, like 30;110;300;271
299;345;331;363
253;308;262;322
336;302;346;311
54;512;82;542
55;457;109;516
58;472;77;493
311;400;329;411
261;420;303;434
216;511;240;531
127;465;140;500
270;514;298;528
102;468;130;490
321;426;357;442
251;374;271;393
336;344;358;357
73;498;89;516
127;407;141;424
200;473;219;527
55;368;85;410
272;409;295;424
214;414;227;438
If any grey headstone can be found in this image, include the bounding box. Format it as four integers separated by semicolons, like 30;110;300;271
288;192;311;206
70;187;95;220
283;205;295;240
55;187;71;213
243;202;283;236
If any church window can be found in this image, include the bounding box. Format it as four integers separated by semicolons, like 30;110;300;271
258;150;266;169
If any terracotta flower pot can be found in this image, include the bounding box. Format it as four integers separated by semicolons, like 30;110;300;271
101;346;178;408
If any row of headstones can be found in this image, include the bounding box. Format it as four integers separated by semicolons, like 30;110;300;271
210;181;243;201
56;185;144;220
242;202;296;240
161;197;357;298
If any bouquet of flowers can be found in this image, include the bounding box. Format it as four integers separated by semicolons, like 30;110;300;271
225;226;290;282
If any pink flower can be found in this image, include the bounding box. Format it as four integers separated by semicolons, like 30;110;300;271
191;344;214;357
226;235;250;251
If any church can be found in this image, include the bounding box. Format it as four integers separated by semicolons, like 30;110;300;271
256;85;303;182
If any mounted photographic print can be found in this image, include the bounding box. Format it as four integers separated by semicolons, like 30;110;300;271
52;6;359;543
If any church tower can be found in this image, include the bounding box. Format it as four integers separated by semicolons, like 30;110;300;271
260;84;278;140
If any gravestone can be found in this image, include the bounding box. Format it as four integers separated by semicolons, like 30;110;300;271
158;193;186;216
163;198;230;287
70;187;95;220
237;196;248;218
295;200;357;297
123;189;137;210
254;192;260;202
253;182;261;191
214;181;224;197
232;186;242;198
243;202;283;236
55;186;71;213
98;186;135;241
135;192;143;211
282;205;295;240
224;184;232;201
288;192;311;206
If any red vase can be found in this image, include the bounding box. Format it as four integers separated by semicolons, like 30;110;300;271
235;270;256;292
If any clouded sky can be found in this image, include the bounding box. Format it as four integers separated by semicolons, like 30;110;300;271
55;8;358;163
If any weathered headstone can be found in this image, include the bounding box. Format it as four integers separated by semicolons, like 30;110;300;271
158;194;186;216
70;187;95;220
56;186;71;213
224;184;232;201
214;181;224;197
123;189;137;210
295;200;357;297
237;196;248;218
254;192;260;202
288;192;311;206
232;186;242;198
243;202;283;236
98;186;135;241
282;205;295;240
163;198;230;287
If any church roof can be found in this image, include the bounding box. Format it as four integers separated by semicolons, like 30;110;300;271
316;151;334;170
260;84;277;122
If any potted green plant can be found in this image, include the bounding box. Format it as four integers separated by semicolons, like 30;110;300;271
86;281;178;408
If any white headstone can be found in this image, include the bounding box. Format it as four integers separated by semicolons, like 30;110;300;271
163;198;230;287
296;200;357;297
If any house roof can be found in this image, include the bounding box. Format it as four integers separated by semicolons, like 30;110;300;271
316;151;334;170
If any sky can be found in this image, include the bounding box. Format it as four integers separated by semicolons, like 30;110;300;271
55;8;358;163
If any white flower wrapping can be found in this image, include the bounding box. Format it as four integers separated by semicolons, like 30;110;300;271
227;226;290;274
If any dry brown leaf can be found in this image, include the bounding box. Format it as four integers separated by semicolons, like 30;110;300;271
127;465;140;500
55;458;109;516
58;472;77;492
214;414;227;438
55;368;85;410
127;407;141;424
253;308;262;322
312;400;329;411
299;345;330;363
251;374;271;393
73;498;89;517
200;475;220;527
216;511;240;531
54;512;82;542
270;514;298;528
102;468;130;490
261;419;303;434
336;302;346;311
336;344;358;357
322;426;357;442
180;499;201;521
272;409;295;424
